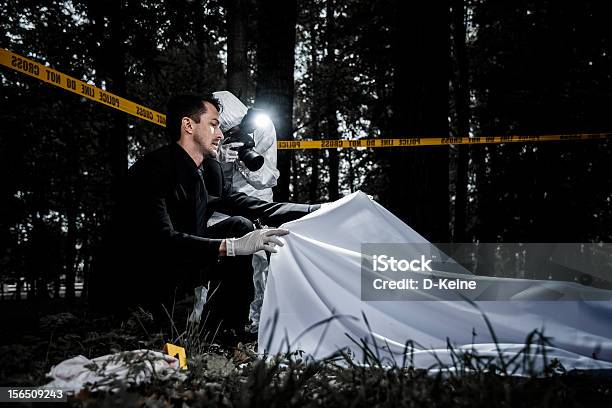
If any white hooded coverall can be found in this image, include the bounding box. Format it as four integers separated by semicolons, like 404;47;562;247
210;90;280;332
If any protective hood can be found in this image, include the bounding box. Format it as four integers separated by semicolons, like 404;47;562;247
213;90;248;133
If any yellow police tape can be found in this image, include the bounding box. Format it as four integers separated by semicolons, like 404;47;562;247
0;48;166;126
3;48;611;150
277;133;612;149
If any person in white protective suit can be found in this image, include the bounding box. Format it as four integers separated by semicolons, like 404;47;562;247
210;90;280;333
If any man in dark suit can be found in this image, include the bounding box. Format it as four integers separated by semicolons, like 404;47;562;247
90;94;318;335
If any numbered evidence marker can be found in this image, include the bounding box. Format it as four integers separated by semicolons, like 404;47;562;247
163;343;188;369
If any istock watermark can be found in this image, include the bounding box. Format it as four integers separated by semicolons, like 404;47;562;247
372;254;433;272
361;243;612;301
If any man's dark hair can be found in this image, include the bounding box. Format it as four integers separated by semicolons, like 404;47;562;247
166;94;222;141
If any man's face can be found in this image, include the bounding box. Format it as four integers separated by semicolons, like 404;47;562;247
191;102;223;158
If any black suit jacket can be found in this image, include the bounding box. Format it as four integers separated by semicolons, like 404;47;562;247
90;143;317;311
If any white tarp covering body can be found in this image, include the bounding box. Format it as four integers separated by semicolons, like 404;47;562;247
258;192;612;372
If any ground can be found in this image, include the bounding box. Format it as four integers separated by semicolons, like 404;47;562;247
1;299;611;407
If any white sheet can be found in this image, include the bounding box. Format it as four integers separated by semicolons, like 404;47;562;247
258;192;612;373
45;350;182;394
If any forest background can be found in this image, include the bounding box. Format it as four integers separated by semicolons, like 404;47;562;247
1;0;611;301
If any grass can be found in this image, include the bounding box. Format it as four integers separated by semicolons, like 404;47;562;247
1;298;611;407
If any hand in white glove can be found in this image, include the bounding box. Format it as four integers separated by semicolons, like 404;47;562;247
219;142;244;163
226;228;290;256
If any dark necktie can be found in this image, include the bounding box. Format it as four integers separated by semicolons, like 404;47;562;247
195;167;207;235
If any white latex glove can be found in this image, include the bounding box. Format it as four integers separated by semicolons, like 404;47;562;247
219;142;244;163
226;228;290;256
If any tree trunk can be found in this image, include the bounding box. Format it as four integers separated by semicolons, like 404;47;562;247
16;279;22;300
64;205;77;300
88;0;128;203
81;241;92;300
53;271;60;298
308;18;320;202
389;1;451;242
28;215;50;300
291;150;298;201
109;3;128;201
325;0;340;201
452;0;469;242
309;146;320;202
255;0;298;201
193;0;216;93
473;144;497;272
347;149;355;192
226;0;249;98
